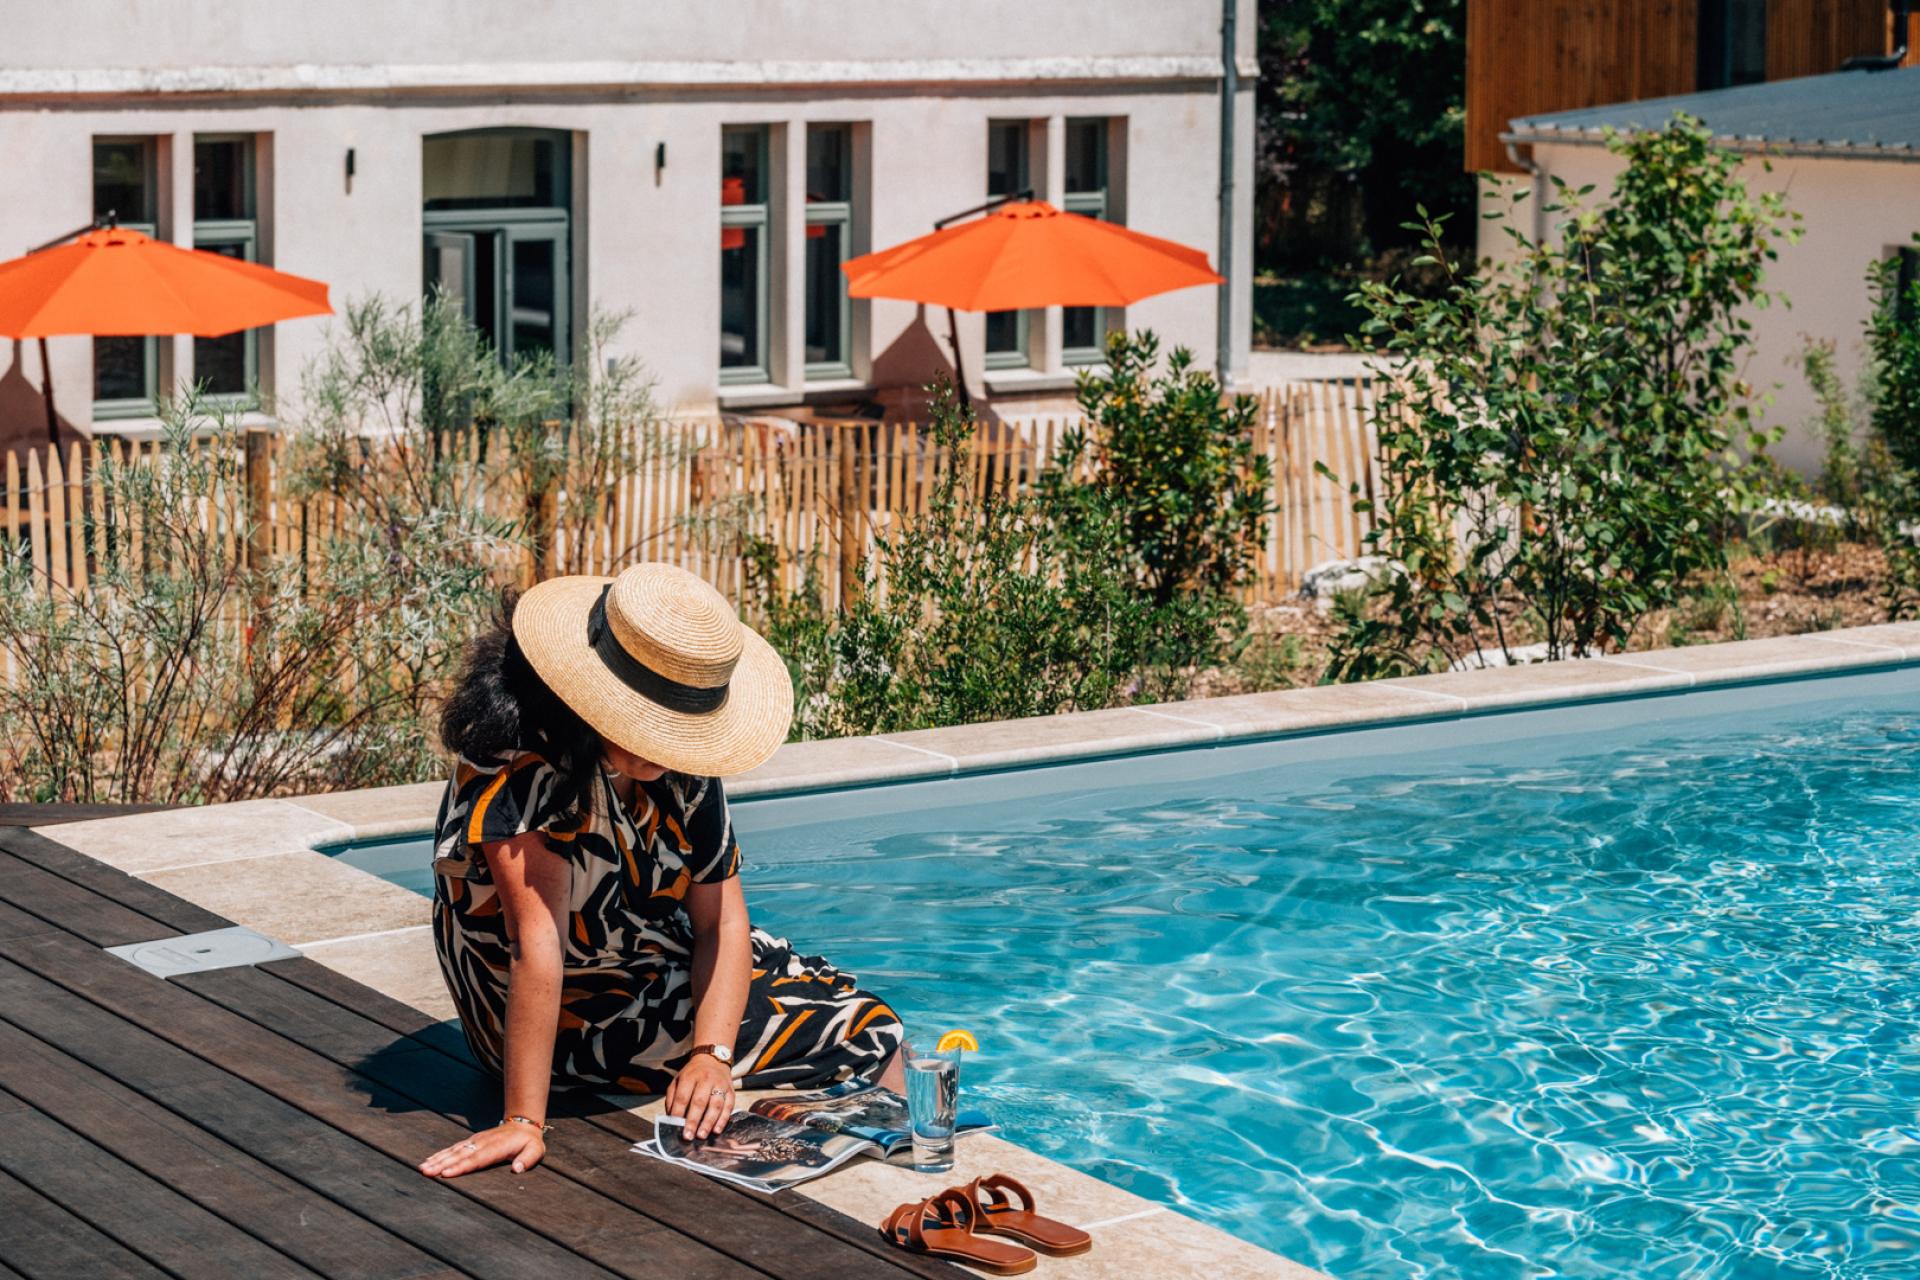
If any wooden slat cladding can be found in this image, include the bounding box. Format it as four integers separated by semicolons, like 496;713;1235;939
1765;0;1911;80
1468;0;1908;174
1467;0;1695;173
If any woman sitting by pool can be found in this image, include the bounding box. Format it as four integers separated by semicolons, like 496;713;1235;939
418;563;906;1179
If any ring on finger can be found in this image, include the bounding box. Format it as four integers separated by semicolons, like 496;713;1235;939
710;1085;727;1098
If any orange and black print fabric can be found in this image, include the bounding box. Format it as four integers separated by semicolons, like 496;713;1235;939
430;752;903;1094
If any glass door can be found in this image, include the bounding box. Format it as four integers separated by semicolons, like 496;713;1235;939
424;230;478;315
504;223;567;366
423;216;561;367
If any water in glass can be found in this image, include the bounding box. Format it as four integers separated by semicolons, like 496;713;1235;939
905;1052;959;1173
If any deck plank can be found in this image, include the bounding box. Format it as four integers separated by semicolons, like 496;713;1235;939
263;957;967;1280
180;962;933;1280
0;1105;321;1279
0;803;173;829
0;916;758;1280
0;949;618;1280
0;847;181;947
0;1166;172;1280
0;827;957;1279
0;828;229;934
0;1019;452;1280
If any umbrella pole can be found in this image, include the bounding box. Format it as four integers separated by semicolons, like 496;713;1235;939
945;306;972;415
37;337;59;450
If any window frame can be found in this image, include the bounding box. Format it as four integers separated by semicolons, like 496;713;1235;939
92;135;161;420
984;119;1033;371
419;127;575;372
1062;118;1113;367
804;123;855;382
192;133;259;409
720;124;773;386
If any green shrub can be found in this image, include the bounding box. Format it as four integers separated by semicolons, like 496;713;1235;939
0;399;483;803
1048;331;1273;607
1327;117;1794;678
1863;240;1920;618
749;373;1251;740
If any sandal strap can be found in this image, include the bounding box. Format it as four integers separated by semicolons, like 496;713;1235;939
881;1200;933;1251
883;1190;978;1253
975;1172;1037;1215
927;1187;976;1236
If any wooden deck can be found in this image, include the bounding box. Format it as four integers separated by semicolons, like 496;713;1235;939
0;821;962;1280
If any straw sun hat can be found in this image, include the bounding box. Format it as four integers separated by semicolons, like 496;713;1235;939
512;563;793;778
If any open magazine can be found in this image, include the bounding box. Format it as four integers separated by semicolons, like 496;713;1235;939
633;1079;994;1192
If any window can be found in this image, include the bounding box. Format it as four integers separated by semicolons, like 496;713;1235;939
805;124;854;379
421;128;571;368
984;120;1031;370
721;125;771;383
1062;118;1112;365
194;135;258;404
92;137;159;416
1698;0;1767;90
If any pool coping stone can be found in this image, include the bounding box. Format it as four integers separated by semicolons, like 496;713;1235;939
35;623;1920;1279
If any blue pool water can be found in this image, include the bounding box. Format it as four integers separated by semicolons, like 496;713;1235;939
334;668;1920;1278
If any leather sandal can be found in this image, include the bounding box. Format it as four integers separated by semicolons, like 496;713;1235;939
956;1173;1094;1257
878;1188;1038;1275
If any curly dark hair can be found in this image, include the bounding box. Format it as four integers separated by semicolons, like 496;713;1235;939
439;590;602;819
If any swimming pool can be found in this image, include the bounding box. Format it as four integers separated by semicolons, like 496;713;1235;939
332;667;1920;1278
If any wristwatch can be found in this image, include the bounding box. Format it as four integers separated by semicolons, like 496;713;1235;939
689;1042;735;1065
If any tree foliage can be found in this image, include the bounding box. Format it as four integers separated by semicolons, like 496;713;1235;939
1044;333;1272;607
0;400;483;803
750;339;1261;739
1329;118;1795;677
1258;0;1471;268
1862;240;1920;617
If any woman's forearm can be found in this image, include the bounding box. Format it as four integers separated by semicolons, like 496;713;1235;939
501;935;563;1121
689;909;751;1053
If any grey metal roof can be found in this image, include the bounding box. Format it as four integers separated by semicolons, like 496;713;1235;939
1506;65;1920;160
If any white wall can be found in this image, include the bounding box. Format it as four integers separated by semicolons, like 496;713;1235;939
1480;146;1920;475
0;2;1257;445
6;1;1255;73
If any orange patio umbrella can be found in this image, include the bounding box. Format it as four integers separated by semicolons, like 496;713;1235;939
841;199;1222;408
0;222;332;445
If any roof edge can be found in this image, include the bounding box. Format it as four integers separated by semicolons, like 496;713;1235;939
1499;127;1920;164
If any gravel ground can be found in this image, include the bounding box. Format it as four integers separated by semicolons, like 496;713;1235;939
1204;541;1901;696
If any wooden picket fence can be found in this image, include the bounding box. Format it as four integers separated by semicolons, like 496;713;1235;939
0;380;1383;613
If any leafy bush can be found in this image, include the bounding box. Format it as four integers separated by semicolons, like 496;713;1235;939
750;367;1253;740
1863;241;1920;617
1047;332;1273;606
0;400;481;803
1328;117;1795;678
289;293;670;586
1801;339;1867;535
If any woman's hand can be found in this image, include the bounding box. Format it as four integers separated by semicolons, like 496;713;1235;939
418;1121;547;1179
665;1051;737;1140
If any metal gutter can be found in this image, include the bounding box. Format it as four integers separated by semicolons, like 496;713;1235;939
1501;127;1920;164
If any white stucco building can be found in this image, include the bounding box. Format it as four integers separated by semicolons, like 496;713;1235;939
0;2;1256;447
1492;65;1920;473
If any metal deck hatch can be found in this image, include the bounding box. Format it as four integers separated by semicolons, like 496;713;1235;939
106;926;301;978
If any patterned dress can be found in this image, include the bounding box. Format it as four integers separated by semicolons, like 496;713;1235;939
431;751;903;1094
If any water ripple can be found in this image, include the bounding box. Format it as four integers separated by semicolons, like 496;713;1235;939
745;697;1920;1278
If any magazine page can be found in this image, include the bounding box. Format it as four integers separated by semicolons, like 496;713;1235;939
750;1080;997;1157
635;1114;875;1192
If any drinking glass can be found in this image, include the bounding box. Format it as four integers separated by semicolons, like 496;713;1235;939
904;1046;961;1173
